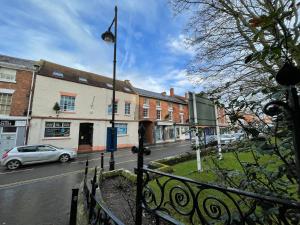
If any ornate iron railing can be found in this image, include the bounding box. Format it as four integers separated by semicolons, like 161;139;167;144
139;167;300;225
82;162;125;225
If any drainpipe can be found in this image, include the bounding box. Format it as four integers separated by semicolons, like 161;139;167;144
215;104;222;160
25;64;40;145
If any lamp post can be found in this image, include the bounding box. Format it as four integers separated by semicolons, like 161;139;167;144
102;5;117;171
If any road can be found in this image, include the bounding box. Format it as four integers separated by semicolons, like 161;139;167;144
0;141;191;225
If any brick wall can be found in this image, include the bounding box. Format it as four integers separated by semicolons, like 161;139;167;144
0;69;33;116
138;96;188;123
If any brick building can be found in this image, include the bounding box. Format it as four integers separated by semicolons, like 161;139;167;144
0;55;37;155
134;87;189;144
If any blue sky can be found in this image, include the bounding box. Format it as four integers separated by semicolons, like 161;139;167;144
0;0;202;95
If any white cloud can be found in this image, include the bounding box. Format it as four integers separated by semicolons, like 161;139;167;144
167;34;195;56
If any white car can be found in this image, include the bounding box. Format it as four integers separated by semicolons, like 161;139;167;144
220;134;236;145
1;144;77;170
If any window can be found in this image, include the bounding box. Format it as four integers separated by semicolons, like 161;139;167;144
0;68;16;82
125;102;131;115
124;87;131;92
143;98;149;106
143;108;149;118
60;96;75;112
2;127;17;133
179;104;183;111
156;100;161;107
18;146;37;152
156;110;161;120
37;145;55;152
168;102;173;108
180;113;184;124
169;111;173;121
44;122;70;137
108;102;118;115
53;71;64;78
79;77;87;83
0;93;12;115
106;83;113;88
115;123;127;135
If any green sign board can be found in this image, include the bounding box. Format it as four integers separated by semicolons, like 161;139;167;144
188;92;216;126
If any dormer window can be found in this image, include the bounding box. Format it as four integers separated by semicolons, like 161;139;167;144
106;83;113;88
124;87;131;92
53;71;64;78
79;77;87;83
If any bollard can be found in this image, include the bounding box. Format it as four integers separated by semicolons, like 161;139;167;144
69;188;79;225
101;152;104;170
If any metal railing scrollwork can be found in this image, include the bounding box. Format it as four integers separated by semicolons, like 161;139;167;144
140;168;300;225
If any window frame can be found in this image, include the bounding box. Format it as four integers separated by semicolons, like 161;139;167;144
0;93;12;115
115;123;128;135
44;122;71;138
156;110;161;120
125;102;131;115
143;108;149;118
60;95;76;112
0;68;16;83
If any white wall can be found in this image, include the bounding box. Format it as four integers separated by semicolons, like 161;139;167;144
28;75;139;151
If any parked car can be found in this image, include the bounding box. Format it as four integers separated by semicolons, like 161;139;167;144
220;134;236;145
1;144;77;170
232;132;245;141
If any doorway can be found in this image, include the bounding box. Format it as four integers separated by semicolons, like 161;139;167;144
78;123;93;146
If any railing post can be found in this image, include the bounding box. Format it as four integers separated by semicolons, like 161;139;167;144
136;124;145;225
89;167;98;222
69;188;79;225
101;152;104;170
84;160;89;183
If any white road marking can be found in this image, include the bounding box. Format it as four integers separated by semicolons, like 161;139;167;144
0;168;34;175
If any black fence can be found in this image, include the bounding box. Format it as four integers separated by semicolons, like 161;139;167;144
82;162;124;225
140;167;300;225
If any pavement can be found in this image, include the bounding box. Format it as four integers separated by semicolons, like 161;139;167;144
0;140;191;225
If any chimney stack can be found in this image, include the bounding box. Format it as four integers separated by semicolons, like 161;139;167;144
161;91;166;96
185;92;189;99
170;88;174;97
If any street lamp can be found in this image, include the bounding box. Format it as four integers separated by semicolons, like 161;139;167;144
102;5;118;171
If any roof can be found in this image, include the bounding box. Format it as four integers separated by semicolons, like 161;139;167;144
0;54;37;70
133;87;187;104
38;60;135;94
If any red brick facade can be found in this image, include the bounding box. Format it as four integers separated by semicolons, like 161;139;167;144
0;69;33;116
138;96;188;123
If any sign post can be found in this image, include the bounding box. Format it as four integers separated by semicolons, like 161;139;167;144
106;127;117;152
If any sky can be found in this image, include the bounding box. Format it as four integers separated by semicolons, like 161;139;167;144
0;0;202;95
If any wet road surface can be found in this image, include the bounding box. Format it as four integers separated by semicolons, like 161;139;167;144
0;141;191;225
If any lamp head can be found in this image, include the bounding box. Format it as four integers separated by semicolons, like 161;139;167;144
276;62;300;86
101;30;115;43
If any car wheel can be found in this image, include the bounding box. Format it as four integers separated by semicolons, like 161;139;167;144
6;160;21;170
59;154;70;163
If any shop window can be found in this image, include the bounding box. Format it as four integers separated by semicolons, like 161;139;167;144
2;126;17;133
44;122;70;137
115;123;127;135
60;95;75;112
0;93;12;115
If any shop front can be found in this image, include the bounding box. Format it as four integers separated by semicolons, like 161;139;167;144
0;117;26;156
155;121;175;143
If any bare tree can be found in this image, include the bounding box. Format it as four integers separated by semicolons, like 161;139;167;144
170;0;300;101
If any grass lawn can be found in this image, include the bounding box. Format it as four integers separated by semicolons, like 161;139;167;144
145;151;298;224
